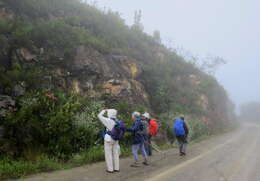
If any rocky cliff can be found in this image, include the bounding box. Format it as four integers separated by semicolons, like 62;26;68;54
0;0;235;132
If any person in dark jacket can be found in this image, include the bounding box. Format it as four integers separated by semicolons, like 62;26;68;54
142;112;158;156
127;112;149;167
173;116;189;156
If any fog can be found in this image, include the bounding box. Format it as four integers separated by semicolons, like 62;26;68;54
95;0;260;111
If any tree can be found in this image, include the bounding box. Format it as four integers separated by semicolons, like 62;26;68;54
200;56;226;75
132;10;143;31
153;30;161;44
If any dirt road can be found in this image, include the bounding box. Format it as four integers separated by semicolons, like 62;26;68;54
18;123;260;181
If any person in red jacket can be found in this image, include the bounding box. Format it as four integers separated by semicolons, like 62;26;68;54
142;112;158;156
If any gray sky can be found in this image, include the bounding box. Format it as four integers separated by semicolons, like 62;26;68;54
95;0;260;109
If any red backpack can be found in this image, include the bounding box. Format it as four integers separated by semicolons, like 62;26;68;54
149;119;158;136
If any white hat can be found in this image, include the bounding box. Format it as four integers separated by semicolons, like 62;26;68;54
142;112;150;119
132;111;141;118
107;109;117;119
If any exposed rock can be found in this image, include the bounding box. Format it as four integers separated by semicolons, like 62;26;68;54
72;80;81;94
130;80;149;102
102;79;130;96
69;46;148;104
189;74;201;87
73;46;101;75
111;55;128;61
198;94;209;111
124;61;141;79
0;8;14;20
19;48;37;62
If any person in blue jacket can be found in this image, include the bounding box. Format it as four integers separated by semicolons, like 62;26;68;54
127;112;149;167
173;116;189;156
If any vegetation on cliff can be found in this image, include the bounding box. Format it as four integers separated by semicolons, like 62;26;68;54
0;0;236;179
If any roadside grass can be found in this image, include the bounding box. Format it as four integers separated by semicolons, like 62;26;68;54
0;157;61;180
0;145;132;181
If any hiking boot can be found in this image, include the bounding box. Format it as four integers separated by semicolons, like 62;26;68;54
130;162;141;167
180;152;186;156
106;170;114;173
142;161;149;166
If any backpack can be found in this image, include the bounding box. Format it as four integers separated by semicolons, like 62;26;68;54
140;119;149;135
107;119;126;141
149;119;158;136
173;119;185;136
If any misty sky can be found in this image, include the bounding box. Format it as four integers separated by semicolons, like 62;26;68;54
95;0;260;109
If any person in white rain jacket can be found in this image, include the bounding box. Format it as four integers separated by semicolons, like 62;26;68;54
98;109;120;173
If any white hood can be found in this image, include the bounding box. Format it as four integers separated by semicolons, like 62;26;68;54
107;109;117;119
143;112;150;119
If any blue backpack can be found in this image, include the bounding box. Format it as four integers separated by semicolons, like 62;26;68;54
173;119;185;136
107;119;126;141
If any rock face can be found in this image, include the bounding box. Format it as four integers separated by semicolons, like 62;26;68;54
18;48;37;62
50;46;150;105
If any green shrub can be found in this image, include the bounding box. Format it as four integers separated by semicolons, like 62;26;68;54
73;101;105;151
187;119;210;141
1;90;82;159
0;92;147;160
70;145;104;166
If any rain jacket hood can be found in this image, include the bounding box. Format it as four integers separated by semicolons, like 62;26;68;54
107;109;117;119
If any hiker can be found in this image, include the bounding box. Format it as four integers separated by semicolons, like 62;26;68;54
127;112;149;167
98;109;125;173
173;116;189;156
142;112;158;156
